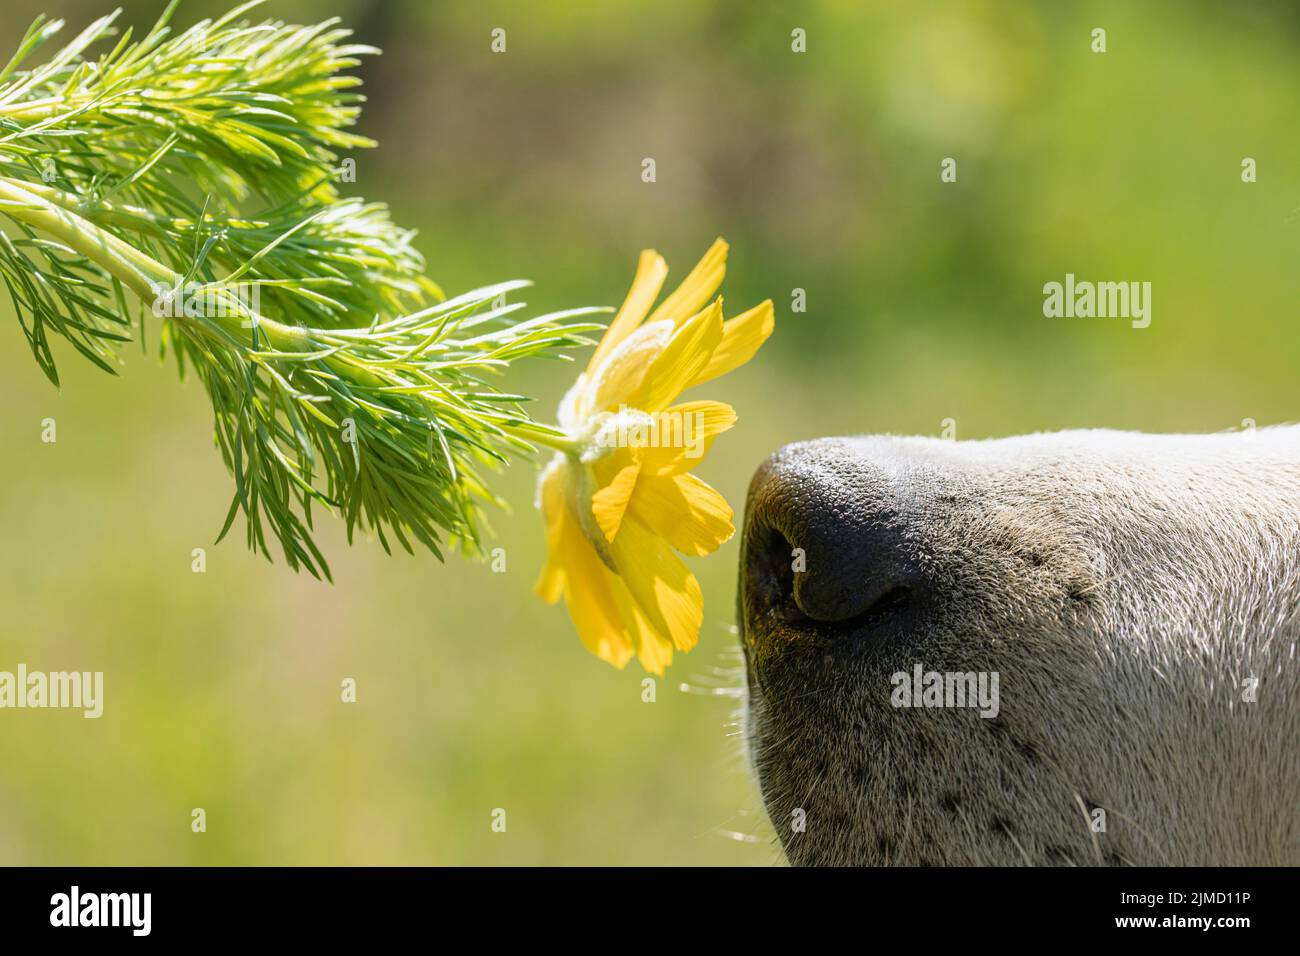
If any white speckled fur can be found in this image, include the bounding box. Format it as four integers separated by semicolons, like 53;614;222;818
740;428;1300;866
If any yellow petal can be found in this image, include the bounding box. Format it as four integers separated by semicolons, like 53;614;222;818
624;299;724;413
533;457;569;603
689;299;774;389
586;249;668;374
610;516;703;652
644;238;728;328
638;400;737;476
557;514;634;668
634;624;674;674
585;320;675;416
535;548;566;604
569;459;619;572
629;472;735;557
608;580;673;676
590;456;641;543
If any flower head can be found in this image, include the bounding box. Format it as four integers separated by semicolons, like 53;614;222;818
535;239;775;673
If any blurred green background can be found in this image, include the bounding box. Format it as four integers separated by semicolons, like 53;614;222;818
0;0;1297;864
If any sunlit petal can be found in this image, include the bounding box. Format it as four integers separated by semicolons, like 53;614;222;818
591;455;641;543
533;456;570;602
623;298;723;413
585;319;674;416
558;515;635;668
644;237;728;328
610;516;704;652
689;299;775;389
586;249;668;374
638;400;737;476
629;472;734;557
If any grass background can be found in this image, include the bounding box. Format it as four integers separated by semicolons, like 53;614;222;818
0;0;1296;864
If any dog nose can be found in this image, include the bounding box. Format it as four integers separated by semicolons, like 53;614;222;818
743;440;922;629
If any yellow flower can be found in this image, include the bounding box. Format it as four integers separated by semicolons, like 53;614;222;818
535;239;775;673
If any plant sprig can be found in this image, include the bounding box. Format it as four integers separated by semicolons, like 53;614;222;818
0;2;606;579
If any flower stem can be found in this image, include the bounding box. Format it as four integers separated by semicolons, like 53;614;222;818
500;421;580;455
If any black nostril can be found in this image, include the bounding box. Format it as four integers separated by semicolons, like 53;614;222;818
749;525;914;630
751;525;809;626
743;442;925;634
854;583;912;625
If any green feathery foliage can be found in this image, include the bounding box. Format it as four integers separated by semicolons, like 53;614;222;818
0;1;604;579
